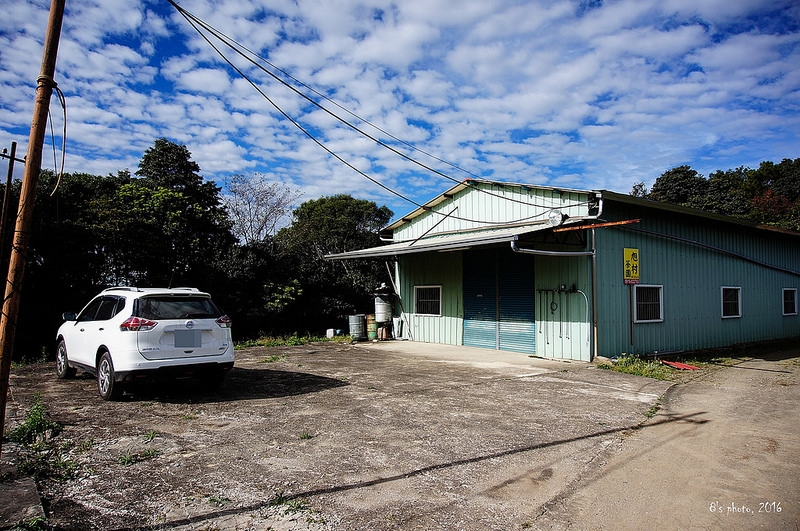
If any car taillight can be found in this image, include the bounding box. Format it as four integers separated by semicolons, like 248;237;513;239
120;316;157;331
216;315;232;328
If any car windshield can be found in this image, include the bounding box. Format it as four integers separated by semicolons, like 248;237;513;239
136;296;222;320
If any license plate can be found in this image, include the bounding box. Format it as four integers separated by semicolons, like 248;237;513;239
174;329;202;348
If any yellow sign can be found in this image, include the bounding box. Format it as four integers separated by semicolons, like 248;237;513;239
624;248;640;284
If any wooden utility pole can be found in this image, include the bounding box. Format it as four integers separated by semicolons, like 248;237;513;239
0;0;65;457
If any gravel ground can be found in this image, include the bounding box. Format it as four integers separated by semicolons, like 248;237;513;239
8;340;782;530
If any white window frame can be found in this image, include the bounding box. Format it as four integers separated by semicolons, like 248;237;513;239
633;284;664;323
414;285;442;316
721;286;742;319
783;288;798;316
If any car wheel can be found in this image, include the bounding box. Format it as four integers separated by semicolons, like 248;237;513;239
97;352;124;401
55;340;77;379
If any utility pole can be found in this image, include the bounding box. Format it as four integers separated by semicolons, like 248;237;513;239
1;142;26;277
0;0;65;457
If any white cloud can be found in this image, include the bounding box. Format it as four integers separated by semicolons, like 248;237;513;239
0;0;798;217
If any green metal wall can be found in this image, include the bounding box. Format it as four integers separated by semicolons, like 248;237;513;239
397;246;593;361
594;201;800;356
397;251;463;345
533;254;593;361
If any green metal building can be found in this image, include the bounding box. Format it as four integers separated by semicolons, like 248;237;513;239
329;180;800;361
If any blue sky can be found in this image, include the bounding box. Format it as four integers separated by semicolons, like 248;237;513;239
1;0;799;220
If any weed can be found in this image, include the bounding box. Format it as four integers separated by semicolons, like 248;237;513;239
118;448;162;466
9;395;75;480
207;495;232;507
299;432;313;440
644;398;663;419
17;440;76;480
236;334;352;349
144;430;159;443
11;516;49;530
9;394;62;445
270;492;309;514
76;438;95;453
260;354;287;364
283;499;310;514
180;412;198;421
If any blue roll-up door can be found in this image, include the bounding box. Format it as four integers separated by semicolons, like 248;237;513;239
463;249;536;354
463;251;497;349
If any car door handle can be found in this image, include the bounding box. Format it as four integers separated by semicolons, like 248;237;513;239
98;327;104;331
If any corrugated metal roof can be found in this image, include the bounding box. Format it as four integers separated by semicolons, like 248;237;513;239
380;181;800;241
325;222;554;260
599;190;800;240
382;179;594;233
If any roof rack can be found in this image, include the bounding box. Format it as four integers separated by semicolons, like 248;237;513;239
102;286;141;292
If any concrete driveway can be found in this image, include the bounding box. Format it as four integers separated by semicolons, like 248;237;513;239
3;340;796;529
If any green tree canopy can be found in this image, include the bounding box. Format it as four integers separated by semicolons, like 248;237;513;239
274;195;393;329
635;158;800;231
647;165;707;207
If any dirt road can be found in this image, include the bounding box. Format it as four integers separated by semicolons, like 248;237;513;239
2;341;798;530
535;349;800;530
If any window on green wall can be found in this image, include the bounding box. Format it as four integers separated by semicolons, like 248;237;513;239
721;287;741;318
783;288;798;316
415;286;442;315
634;285;663;323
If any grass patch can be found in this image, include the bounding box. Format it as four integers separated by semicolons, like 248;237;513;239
598;355;675;380
235;334;352;349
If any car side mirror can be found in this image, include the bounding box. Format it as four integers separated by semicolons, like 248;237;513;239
62;312;77;321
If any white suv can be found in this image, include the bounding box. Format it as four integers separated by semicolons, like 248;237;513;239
56;287;234;400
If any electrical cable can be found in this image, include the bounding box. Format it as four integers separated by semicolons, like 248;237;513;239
48;85;67;196
172;5;428;211
167;1;591;220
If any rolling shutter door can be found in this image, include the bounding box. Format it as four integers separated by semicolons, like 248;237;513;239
463;249;536;354
499;252;536;354
463;251;497;349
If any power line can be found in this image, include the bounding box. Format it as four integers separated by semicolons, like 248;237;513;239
167;1;591;223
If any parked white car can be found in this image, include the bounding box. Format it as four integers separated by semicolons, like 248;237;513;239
56;287;234;400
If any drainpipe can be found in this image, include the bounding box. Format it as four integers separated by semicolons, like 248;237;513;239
590;228;599;361
509;240;595;257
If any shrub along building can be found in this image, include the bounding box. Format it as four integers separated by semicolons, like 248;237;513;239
327;180;800;361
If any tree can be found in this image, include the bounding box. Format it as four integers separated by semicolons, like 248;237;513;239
696;167;752;217
222;174;302;246
274;195;393;331
630;182;648;197
647;165;707;207
131;138;235;286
